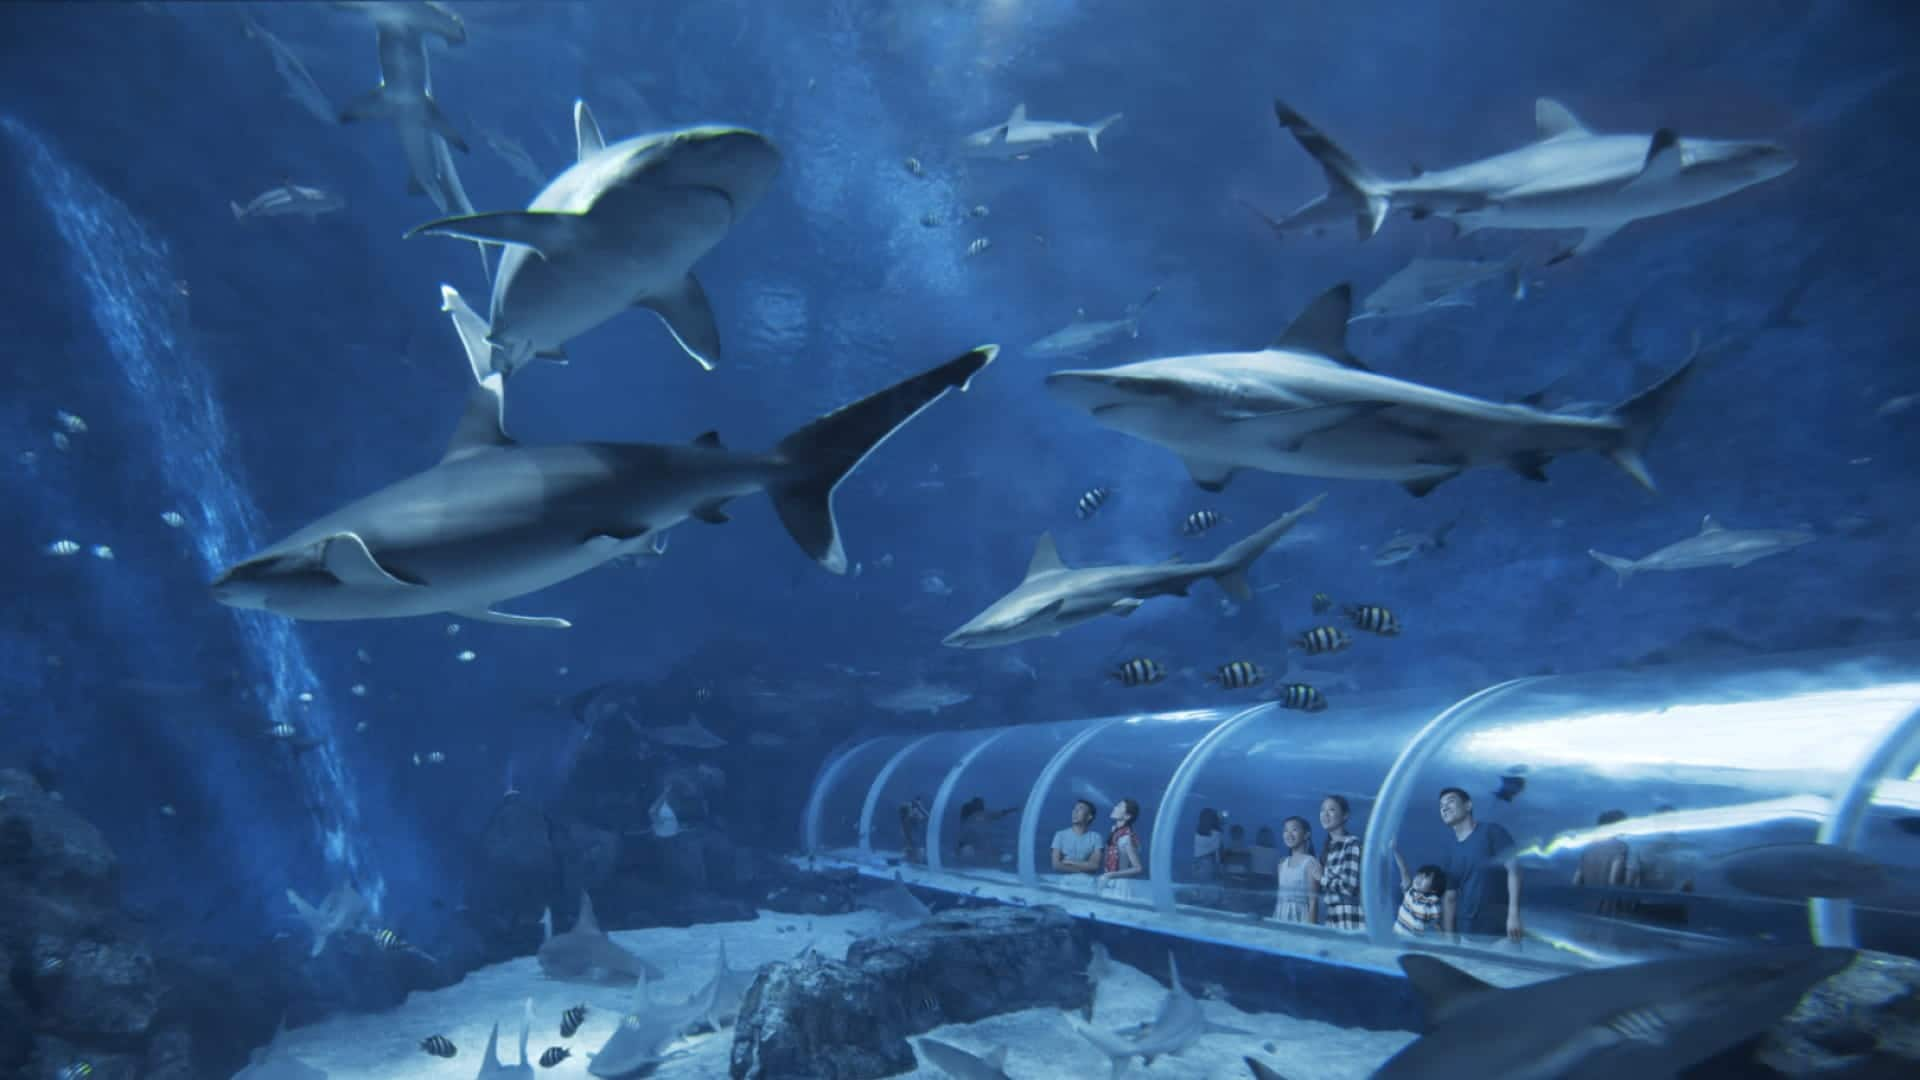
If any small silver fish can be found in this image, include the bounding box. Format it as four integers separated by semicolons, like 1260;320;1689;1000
456;650;476;662
160;511;186;528
56;411;87;433
350;683;367;697
966;236;991;256
89;545;113;560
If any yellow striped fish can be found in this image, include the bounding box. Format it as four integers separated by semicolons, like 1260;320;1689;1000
1209;660;1263;689
1278;683;1328;711
1111;658;1166;687
1346;604;1401;636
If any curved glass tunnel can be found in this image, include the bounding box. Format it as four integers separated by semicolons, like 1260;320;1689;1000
803;642;1920;972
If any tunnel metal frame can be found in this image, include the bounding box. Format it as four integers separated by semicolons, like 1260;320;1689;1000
1813;701;1920;946
928;727;1018;873
857;734;937;855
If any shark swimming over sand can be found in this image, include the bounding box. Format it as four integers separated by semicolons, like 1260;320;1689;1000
537;891;663;983
1587;514;1814;584
1068;952;1252;1079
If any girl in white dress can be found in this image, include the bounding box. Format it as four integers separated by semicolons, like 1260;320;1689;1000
1273;815;1321;924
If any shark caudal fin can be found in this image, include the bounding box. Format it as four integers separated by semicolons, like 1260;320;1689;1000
1605;335;1700;491
1209;493;1327;600
1272;99;1391;239
771;346;996;573
1087;113;1124;152
1587;549;1638;586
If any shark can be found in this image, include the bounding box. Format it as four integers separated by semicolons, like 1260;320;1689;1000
208;284;994;627
943;495;1325;649
1341;947;1853;1080
913;1037;1012;1080
1350;257;1521;322
868;680;973;715
407;100;781;376
1068;952;1253;1079
229;183;345;223
586;972;709;1078
1588;514;1814;584
1269;96;1796;262
1026;286;1162;359
690;940;759;1031
962;104;1124;159
474;1000;535;1079
334;1;490;278
537;891;664;984
285;883;366;958
1044;284;1695;497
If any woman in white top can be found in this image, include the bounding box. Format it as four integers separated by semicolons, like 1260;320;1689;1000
1273;815;1321;924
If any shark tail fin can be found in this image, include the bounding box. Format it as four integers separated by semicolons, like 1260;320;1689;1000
1272;99;1391;239
1587;549;1637;586
229;201;246;223
1604;334;1699;492
1087;113;1123;152
1067;1015;1134;1079
519;997;532;1065
285;889;330;958
1209;494;1327;600
770;346;997;573
480;1022;502;1071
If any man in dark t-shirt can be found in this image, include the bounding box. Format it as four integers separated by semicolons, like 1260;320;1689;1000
1437;786;1523;942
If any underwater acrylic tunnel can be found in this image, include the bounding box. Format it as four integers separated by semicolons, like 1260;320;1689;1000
802;642;1920;974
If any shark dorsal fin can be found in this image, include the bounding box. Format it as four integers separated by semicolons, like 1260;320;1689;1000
1025;533;1068;579
1009;103;1028;125
576;890;600;934
692;430;724;449
1535;97;1590;139
1700;514;1723;533
481;1022;502;1070
1397;954;1498;1024
519;997;533;1065
1272;284;1368;370
574;99;606;160
1167;950;1183;993
439;285;512;463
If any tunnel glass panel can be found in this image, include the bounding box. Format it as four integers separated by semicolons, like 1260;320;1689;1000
1376;644;1920;964
806;735;913;854
935;718;1087;879
866;729;992;864
1172;691;1441;925
1028;709;1228;907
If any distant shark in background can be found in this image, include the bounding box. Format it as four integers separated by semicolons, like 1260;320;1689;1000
962;104;1124;159
332;0;492;278
943;495;1325;649
1045;285;1695;498
1349;257;1522;322
1587;515;1814;584
208;285;994;627
1068;952;1252;1079
1268;96;1796;262
1026;286;1162;359
408;100;781;376
537;891;663;983
913;1037;1012;1080
285;883;366;958
229;183;346;223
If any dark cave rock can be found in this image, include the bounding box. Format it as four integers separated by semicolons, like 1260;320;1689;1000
729;904;1088;1079
1751;949;1920;1078
761;865;860;916
466;793;564;939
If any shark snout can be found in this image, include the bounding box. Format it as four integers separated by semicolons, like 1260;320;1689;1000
660;127;783;215
1044;369;1131;409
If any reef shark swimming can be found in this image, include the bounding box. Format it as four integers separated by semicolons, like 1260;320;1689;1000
207;285;995;628
1587;514;1814;584
1026;286;1162;360
1252;946;1853;1080
537;891;663;983
1268;96;1796;262
961;103;1124;159
942;494;1325;649
332;0;491;277
1044;284;1696;497
408;100;781;376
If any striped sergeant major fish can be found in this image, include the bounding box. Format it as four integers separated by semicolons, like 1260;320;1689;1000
1111;658;1166;687
1276;683;1328;712
1295;626;1352;655
1181;509;1223;536
1076;486;1112;519
1346;604;1401;636
1209;660;1262;689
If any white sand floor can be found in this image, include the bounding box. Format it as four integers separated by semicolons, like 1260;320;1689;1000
263;909;1414;1079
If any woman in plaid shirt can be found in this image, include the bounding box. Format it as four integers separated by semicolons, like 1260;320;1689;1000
1318;795;1365;930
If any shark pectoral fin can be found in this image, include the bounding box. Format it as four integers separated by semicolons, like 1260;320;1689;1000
1622;128;1683;193
338;85;395;125
1548;225;1621;265
1182;457;1239;493
320;533;419;588
639;274;722;372
1508;451;1552;482
1109;598;1144;617
424;97;469;152
583;530;653;558
574;99;606;160
1217;570;1251;602
691;499;731;524
1233;400;1394;450
1401;471;1459;498
406;210;586;259
455;608;571;630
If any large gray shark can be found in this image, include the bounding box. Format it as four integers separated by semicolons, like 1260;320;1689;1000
943;494;1324;649
407;100;781;376
1587;514;1813;584
586;973;708;1078
334;1;490;277
537;892;663;984
208;285;994;627
1270;96;1795;261
962;103;1123;159
1026;286;1161;360
1355;947;1851;1080
1044;284;1695;497
913;1037;1012;1080
1068;952;1252;1079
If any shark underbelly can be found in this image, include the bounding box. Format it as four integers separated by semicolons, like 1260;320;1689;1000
488;211;726;352
273;526;620;621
